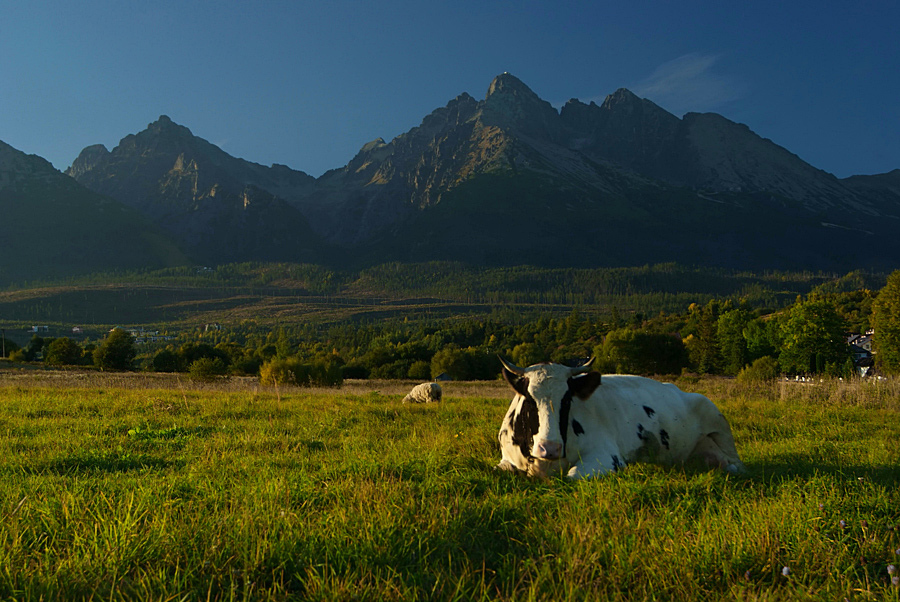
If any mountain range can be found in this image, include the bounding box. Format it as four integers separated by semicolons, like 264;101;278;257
3;73;898;284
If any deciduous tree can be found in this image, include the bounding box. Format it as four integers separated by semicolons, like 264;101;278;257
872;270;900;375
778;298;849;374
44;337;83;366
93;328;136;371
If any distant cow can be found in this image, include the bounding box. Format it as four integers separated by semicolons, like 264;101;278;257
496;358;744;479
403;382;442;404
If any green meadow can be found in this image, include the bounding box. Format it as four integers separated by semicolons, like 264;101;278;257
1;372;899;601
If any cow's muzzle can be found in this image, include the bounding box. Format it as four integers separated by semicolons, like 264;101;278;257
534;440;562;460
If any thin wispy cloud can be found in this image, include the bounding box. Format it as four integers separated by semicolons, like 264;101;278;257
630;53;746;115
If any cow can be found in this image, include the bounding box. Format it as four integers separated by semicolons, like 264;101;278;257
403;382;442;404
496;357;744;479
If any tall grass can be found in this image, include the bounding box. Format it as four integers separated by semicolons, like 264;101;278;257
0;375;898;600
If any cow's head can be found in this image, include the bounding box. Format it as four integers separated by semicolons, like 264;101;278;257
499;357;602;463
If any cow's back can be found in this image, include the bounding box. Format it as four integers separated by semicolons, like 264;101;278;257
569;375;720;465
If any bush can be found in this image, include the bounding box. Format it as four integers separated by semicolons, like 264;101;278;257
189;357;227;382
93;329;136;371
595;328;688;375
259;357;343;387
152;348;178;372
737;356;779;383
44;337;84;366
408;360;431;380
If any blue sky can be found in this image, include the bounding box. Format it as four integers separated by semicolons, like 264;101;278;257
2;0;897;178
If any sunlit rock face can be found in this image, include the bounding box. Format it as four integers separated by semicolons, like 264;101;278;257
64;74;900;271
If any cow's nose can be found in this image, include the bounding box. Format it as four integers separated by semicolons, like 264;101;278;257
535;440;562;460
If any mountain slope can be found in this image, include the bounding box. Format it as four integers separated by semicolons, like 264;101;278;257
67;116;324;264
319;73;900;270
0;140;187;286
62;74;900;273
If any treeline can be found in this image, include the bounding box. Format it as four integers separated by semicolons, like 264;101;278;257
6;261;880;310
8;270;900;384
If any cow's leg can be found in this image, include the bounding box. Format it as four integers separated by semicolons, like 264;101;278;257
566;450;622;480
495;459;523;474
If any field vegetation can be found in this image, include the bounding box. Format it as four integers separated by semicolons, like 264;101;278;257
1;373;898;600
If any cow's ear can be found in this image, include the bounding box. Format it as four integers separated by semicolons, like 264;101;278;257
569;372;602;399
502;366;530;397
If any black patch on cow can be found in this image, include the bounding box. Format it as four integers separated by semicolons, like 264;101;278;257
511;395;539;460
660;429;670;450
502;369;530;398
569;372;602;399
572;419;585;436
558;388;573;457
643;405;656;418
612;455;622;471
637;423;645;440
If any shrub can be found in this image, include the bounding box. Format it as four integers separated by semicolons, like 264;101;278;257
152;348;178;372
189;357;227;382
737;356;779;383
595;328;688;375
44;337;84;366
408;360;431;380
259;357;343;387
93;329;136;371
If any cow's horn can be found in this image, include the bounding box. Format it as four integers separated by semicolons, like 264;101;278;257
498;356;525;376
570;357;595;374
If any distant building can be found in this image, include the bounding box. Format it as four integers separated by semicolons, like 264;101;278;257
847;331;876;377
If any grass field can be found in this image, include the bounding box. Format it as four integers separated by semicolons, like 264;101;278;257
1;372;899;601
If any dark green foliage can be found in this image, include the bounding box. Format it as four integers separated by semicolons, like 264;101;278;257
259;357;343;387
0;337;20;358
44;337;83;366
595;328;688;375
188;357;227;382
21;335;45;362
430;346;496;381
873;270;900;375
778;298;850;375
151;348;178;372
683;301;723;374
737;356;779;383
93;328;137;371
717;309;752;375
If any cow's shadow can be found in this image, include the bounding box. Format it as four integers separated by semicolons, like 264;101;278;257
736;459;900;488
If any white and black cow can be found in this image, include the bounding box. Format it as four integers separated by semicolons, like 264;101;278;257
496;358;744;479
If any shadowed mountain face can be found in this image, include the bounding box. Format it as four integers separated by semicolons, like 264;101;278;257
57;73;900;272
66;116;324;264
0;141;186;286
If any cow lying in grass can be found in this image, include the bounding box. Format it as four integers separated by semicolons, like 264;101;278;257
496;358;744;479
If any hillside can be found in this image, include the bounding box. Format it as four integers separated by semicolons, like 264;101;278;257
66;116;326;265
0;141;186;286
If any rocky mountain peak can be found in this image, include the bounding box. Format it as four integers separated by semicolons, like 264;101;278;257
65;144;110;179
485;73;540;100
480;72;560;141
147;114;189;136
600;88;642;109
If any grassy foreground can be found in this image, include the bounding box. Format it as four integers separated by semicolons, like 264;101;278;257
1;373;899;601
